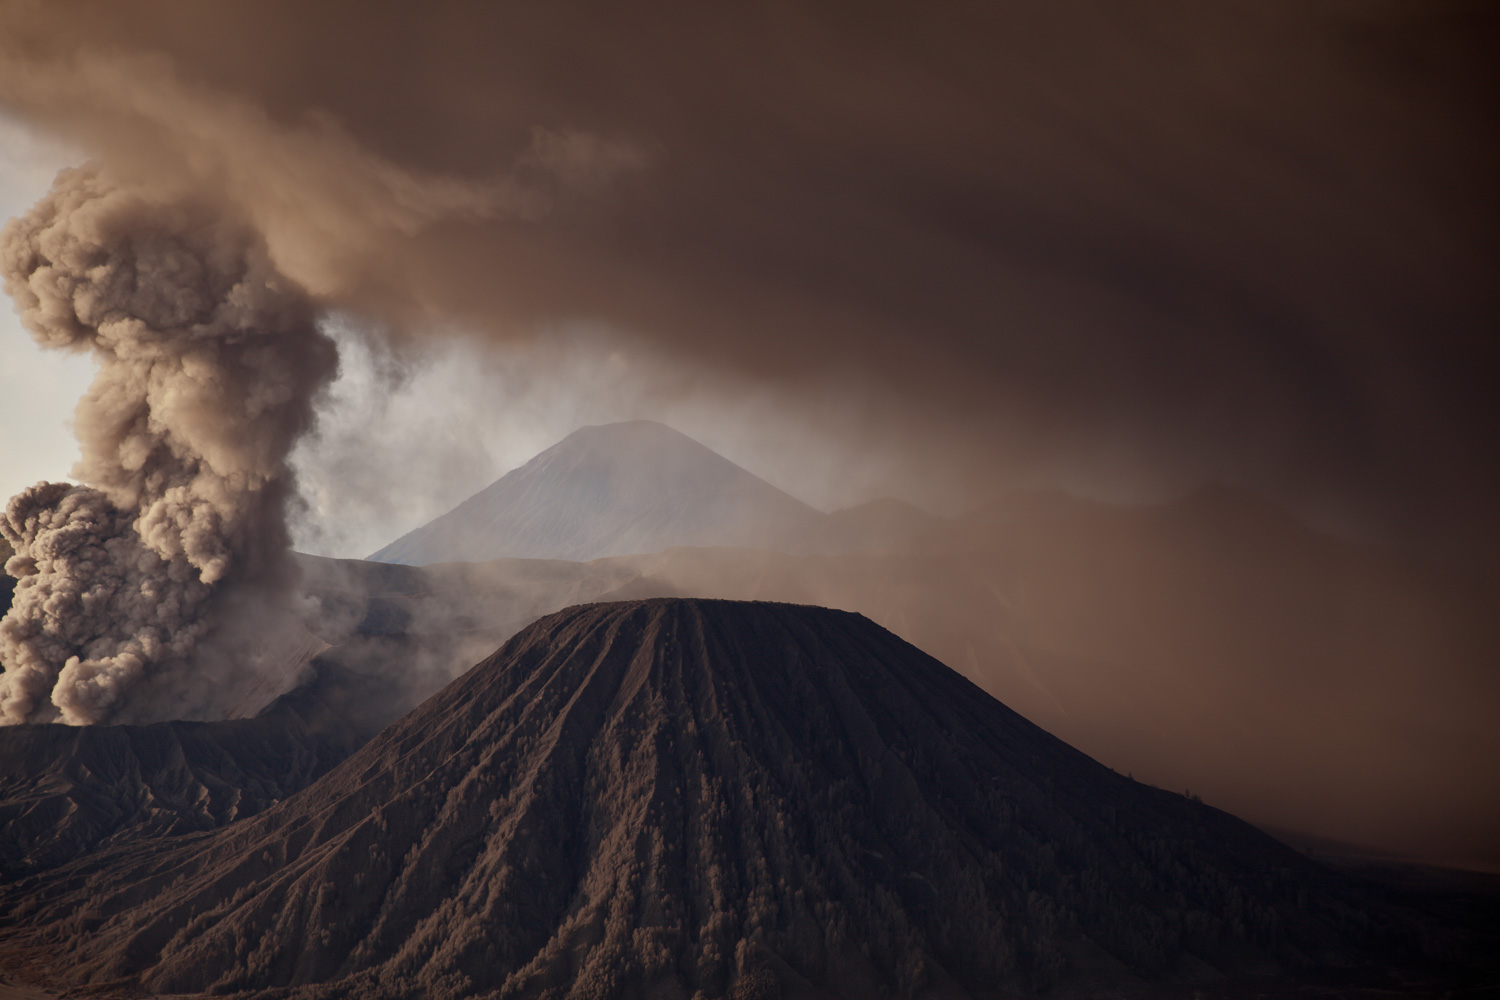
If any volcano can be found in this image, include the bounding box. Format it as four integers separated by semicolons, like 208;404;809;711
0;600;1444;998
367;421;823;565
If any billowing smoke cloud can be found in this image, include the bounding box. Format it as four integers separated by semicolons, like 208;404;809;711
0;164;336;724
0;39;641;723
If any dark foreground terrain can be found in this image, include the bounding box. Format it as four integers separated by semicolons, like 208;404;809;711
0;600;1494;998
0;658;406;883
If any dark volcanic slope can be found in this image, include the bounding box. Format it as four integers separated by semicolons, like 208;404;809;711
368;421;822;565
0;600;1434;999
0;663;378;883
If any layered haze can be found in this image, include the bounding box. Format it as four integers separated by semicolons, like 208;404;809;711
0;0;1494;560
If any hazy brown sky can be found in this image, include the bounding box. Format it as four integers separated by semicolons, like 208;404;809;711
1;0;1496;563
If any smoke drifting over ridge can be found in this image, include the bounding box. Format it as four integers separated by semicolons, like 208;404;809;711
0;0;1490;561
0;2;1496;562
0;165;337;724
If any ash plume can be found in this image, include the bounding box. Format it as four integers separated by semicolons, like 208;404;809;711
3;0;1493;562
0;49;633;724
0;164;337;725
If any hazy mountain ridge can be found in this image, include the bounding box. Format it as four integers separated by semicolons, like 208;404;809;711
0;600;1450;999
367;421;830;565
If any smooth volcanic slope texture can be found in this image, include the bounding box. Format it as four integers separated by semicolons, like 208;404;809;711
367;421;824;565
0;600;1425;999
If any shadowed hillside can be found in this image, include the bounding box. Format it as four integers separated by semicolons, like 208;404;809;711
0;662;386;883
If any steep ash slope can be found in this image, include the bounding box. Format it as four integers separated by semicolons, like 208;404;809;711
0;600;1426;998
368;421;822;565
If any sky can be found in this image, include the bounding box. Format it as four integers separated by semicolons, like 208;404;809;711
0;165;961;562
0;117;937;558
0;139;1175;563
0;112;91;500
1;0;1494;569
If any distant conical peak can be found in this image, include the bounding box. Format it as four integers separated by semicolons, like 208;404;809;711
524;419;708;456
366;422;822;565
571;417;687;437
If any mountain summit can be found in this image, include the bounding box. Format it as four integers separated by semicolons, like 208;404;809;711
0;599;1426;999
368;421;822;565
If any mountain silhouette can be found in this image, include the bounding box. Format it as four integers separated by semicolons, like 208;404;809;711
367;421;824;565
0;599;1437;999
